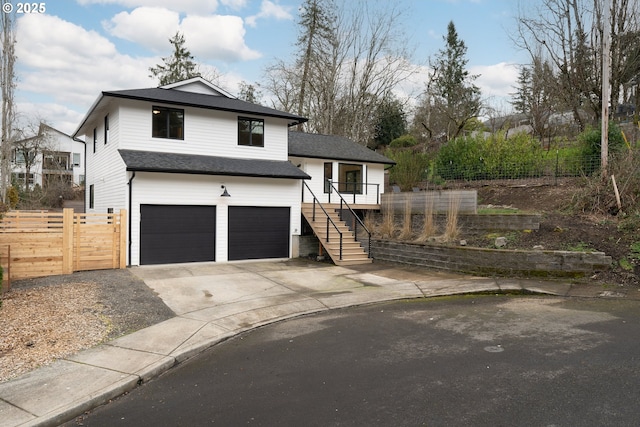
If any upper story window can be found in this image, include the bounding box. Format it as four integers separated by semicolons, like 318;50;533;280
12;148;27;165
93;128;97;153
152;106;184;139
238;117;264;147
104;115;109;144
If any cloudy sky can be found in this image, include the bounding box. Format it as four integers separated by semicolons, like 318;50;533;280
12;0;528;135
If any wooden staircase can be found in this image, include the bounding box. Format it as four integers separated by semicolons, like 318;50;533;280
301;203;372;266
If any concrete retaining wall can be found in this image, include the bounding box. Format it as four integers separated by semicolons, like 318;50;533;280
371;239;612;277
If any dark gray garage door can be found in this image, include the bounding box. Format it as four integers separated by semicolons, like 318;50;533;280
140;205;216;265
228;206;290;261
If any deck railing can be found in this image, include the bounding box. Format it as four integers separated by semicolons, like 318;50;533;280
326;181;381;205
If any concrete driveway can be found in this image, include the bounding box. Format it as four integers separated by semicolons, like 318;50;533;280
130;258;551;325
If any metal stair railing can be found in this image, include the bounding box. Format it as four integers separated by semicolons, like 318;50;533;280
302;181;343;260
327;181;380;205
328;180;372;258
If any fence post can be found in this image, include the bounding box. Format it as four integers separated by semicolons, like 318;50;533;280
62;208;74;274
75;213;81;272
119;209;127;268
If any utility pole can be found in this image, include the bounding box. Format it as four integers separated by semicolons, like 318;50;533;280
601;0;611;179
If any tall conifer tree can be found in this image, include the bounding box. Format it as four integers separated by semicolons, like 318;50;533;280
149;32;199;86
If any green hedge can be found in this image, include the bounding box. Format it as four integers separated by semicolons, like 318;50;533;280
435;132;545;180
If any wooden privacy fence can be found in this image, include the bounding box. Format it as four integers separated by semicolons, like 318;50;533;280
0;209;127;283
381;190;478;214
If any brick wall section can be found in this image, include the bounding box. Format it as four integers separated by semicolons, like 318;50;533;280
371;239;612;277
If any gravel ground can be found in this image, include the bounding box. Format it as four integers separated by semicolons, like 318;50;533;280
0;269;175;382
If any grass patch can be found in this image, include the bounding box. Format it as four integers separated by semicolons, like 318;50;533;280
629;242;640;260
619;258;634;271
565;242;596;252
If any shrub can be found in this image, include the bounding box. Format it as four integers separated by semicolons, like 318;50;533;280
389;134;417;148
398;196;413;240
385;148;429;191
443;194;461;242
416;195;437;242
7;186;18;209
379;197;397;238
435;132;544;181
434;134;485;180
578;124;625;175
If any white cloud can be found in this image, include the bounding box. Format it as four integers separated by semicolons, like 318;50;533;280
471;62;519;100
220;0;248;10
245;0;293;28
76;0;220;15
15;14;155;131
16;102;86;136
103;7;260;62
181;14;261;62
103;7;180;51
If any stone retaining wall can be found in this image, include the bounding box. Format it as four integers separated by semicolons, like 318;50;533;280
371;239;611;277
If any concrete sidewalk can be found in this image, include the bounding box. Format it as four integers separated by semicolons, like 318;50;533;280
0;259;633;427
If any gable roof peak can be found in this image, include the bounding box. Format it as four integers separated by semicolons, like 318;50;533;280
159;76;236;98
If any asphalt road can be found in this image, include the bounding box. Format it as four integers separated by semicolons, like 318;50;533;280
67;295;640;426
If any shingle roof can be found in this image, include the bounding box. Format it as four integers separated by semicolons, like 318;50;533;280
105;88;307;125
288;131;395;165
119;149;310;180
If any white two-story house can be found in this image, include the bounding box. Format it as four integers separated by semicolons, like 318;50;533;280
73;77;394;266
12;124;85;189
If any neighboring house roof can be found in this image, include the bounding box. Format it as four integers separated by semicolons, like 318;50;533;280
288;131;396;165
119;149;310;180
14;123;69;145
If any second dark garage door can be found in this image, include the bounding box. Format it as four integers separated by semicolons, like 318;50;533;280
228;206;290;261
140;204;216;265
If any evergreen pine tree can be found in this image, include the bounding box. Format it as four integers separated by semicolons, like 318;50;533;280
149;32;199;86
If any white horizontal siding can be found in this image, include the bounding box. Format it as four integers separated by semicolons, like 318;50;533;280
129;172;302;265
84;108;127;213
293;157;385;205
118;99;289;160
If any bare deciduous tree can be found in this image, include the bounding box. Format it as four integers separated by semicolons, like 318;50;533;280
514;0;640;129
0;8;16;205
529;53;560;142
264;0;417;146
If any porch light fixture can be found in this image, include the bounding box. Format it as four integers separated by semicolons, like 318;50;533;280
220;185;230;197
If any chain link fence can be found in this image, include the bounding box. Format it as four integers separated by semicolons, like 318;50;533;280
435;151;603;186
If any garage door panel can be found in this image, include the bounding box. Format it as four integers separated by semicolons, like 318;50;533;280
228;206;289;261
140;205;216;265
